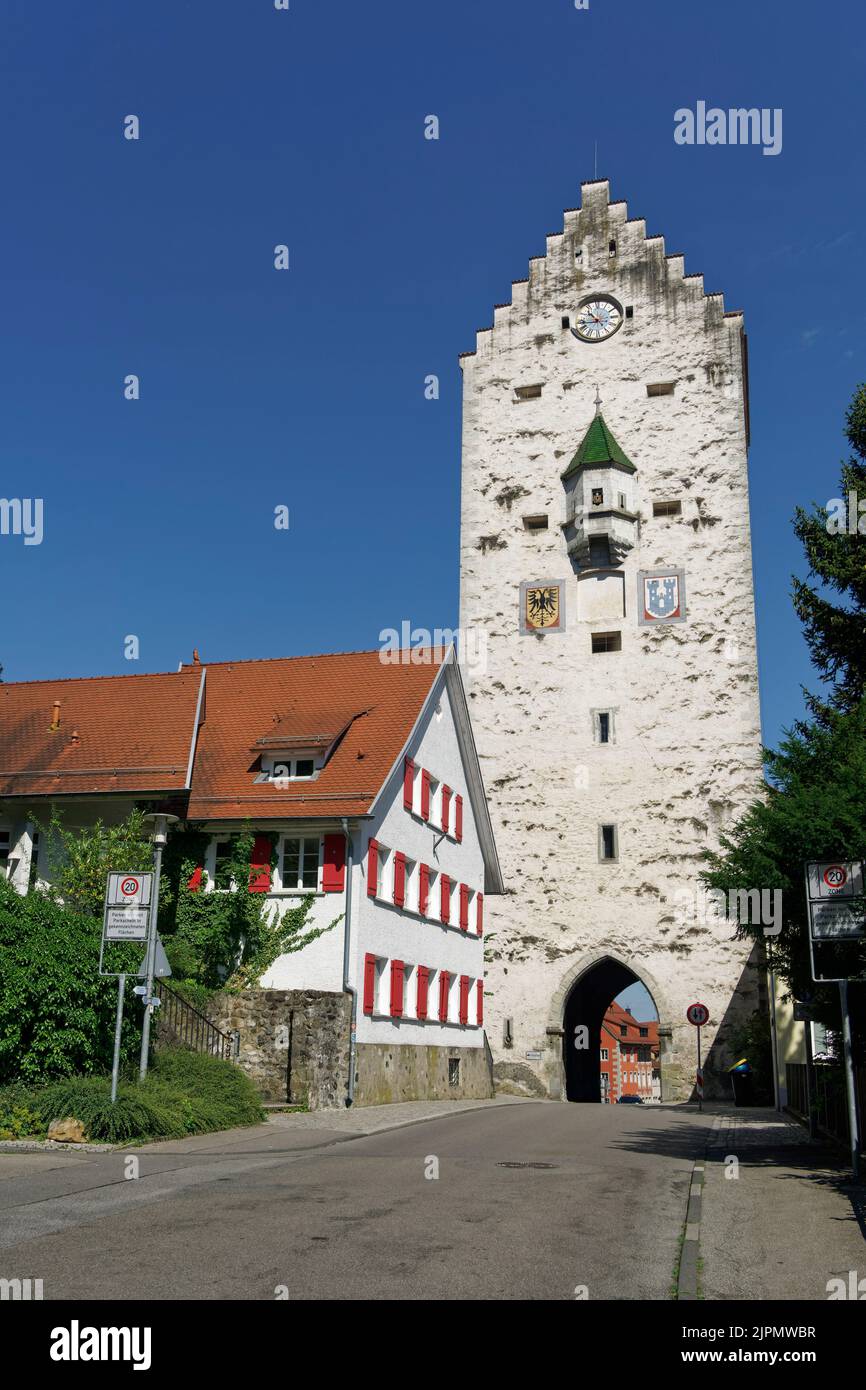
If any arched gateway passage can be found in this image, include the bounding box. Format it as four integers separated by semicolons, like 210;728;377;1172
561;955;662;1103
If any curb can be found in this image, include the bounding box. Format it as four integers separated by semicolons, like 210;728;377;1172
677;1159;704;1300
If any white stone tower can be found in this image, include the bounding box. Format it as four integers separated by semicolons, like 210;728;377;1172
458;180;765;1102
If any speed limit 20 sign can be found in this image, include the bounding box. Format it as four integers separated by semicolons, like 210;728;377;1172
106;872;153;908
686;1002;710;1027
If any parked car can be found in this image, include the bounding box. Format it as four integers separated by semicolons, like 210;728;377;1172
616;1095;643;1104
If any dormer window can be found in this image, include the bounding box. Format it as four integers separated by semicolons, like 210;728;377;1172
267;756;317;782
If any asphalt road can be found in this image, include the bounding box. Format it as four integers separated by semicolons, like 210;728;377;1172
0;1102;710;1301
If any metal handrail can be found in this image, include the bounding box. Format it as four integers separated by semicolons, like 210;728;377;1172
154;980;234;1060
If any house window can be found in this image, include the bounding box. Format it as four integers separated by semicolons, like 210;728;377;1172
0;829;10;873
268;757;317;782
601;1048;609;1061
592;631;621;654
213;837;236;890
653;499;682;518
620;1025;628;1036
639;1027;648;1038
280;836;320;891
599;824;618;861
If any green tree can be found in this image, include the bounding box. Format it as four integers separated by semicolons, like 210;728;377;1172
0;879;141;1084
40;809;153;916
792;382;866;714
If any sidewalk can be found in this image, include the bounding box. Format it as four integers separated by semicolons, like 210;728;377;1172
698;1107;866;1300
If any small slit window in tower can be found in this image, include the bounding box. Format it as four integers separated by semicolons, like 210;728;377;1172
592;631;621;654
647;382;676;397
625;306;634;319
608;240;617;257
575;246;583;260
588;536;612;568
523;514;549;532
514;383;543;401
600;825;618;861
653;500;682;518
618;492;627;511
561;315;570;329
598;712;610;744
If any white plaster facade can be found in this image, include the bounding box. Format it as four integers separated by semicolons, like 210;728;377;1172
263;662;490;1051
458;180;765;1100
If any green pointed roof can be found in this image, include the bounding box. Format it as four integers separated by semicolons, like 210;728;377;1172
560;412;637;480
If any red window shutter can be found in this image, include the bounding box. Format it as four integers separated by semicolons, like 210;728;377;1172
249;835;272;893
390;960;405;1018
187;865;203;893
459;883;469;931
418;863;429;916
438;970;450;1022
421;769;430;820
440;873;450;925
476;980;484;1026
476;891;484;936
322;833;346;892
455;794;463;843
366;839;379;897
393;851;406;907
363;953;377;1015
403;756;414;811
441;785;451;833
459;975;470;1025
417;966;429;1020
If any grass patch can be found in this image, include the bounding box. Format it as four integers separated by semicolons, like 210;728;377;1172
2;1049;264;1144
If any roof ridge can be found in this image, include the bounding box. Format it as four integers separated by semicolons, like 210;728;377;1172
1;669;190;689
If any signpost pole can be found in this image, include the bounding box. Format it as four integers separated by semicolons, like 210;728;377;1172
110;974;126;1103
838;980;861;1182
697;1025;702;1113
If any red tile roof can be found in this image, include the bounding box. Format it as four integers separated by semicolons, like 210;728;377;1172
182;650;443;821
0;652;445;821
0;671;203;797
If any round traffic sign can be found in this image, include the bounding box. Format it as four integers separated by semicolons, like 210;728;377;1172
686;1002;709;1027
822;865;848;890
120;877;140;897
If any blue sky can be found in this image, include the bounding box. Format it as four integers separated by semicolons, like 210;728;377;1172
1;0;863;751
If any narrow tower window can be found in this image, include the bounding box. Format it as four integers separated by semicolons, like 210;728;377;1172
599;825;618;861
598;712;610;744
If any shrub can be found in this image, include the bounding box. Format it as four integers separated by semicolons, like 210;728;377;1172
0;1084;44;1140
0;880;142;1086
26;1049;264;1144
148;1049;264;1130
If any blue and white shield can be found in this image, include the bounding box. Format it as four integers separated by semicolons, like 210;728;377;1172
643;575;680;620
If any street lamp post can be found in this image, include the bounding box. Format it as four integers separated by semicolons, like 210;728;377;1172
138;813;178;1082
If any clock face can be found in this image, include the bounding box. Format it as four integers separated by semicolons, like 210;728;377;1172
572;296;623;343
